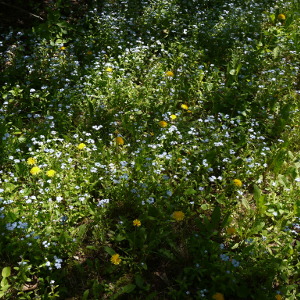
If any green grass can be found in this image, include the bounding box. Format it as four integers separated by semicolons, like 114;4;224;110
0;0;299;299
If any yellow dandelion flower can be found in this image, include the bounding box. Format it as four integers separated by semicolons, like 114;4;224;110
115;136;125;145
212;293;225;300
106;67;113;72
60;46;66;51
165;71;174;77
226;227;236;235
170;114;177;120
27;157;36;165
46;170;56;177
172;211;185;221
30;166;41;175
275;295;282;300
158;121;168;128
77;143;86;150
277;14;286;21
181;104;189;110
133;219;141;227
111;254;121;265
233;179;242;187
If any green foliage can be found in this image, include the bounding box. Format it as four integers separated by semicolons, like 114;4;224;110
0;0;299;299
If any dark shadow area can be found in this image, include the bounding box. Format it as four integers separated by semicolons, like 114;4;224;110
0;0;99;33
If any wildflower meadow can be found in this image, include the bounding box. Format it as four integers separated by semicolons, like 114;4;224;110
0;0;299;299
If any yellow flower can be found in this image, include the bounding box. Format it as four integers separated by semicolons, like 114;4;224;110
27;157;36;165
46;170;56;177
106;67;113;72
111;254;121;265
181;104;189;110
233;179;242;187
212;293;225;300
170;114;177;120
226;227;236;235
115;136;125;145
77;143;86;150
172;211;185;221
165;71;174;77
87;51;93;55
158;121;168;128
30;166;41;175
60;46;66;51
133;219;141;227
275;295;282;300
277;14;286;21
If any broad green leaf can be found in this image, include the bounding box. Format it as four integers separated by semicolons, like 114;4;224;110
2;267;11;278
121;284;136;293
77;224;87;239
104;246;115;256
159;248;175;260
201;203;209;210
211;206;221;229
135;274;144;288
272;46;279;59
88;100;94;117
250;221;265;235
253;184;261;202
253;185;266;214
236;63;242;75
86;245;97;250
0;284;10;292
115;234;126;242
221;211;231;227
241;197;250;210
231;243;239;249
1;278;7;288
82;289;89;300
184;188;197;195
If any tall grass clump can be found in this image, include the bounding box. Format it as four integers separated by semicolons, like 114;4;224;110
0;0;299;299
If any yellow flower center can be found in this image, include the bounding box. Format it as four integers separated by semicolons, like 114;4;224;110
158;121;168;128
111;254;121;265
30;166;41;175
46;170;56;177
212;292;225;300
172;211;185;221
77;143;86;150
133;219;141;227
277;14;286;21
181;104;189;110
165;71;174;77
115;136;125;145
27;157;36;165
233;179;242;187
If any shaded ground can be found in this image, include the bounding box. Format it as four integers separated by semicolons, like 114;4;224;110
0;0;95;33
